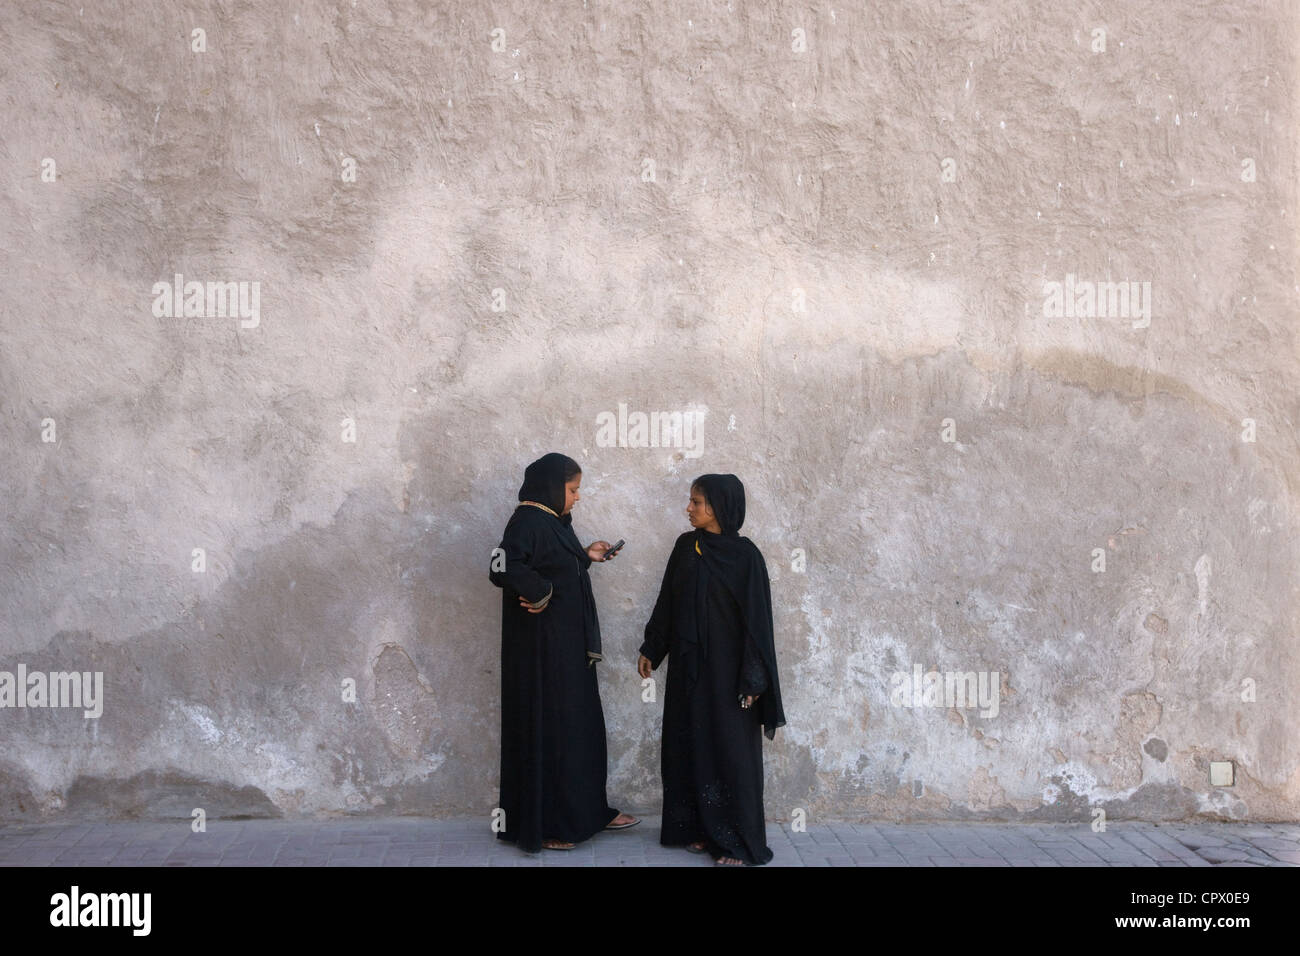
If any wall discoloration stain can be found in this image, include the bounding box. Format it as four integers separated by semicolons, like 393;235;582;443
0;0;1295;823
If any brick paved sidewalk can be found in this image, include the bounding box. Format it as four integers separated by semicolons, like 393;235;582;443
0;817;1295;866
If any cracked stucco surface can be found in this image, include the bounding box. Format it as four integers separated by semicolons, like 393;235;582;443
0;1;1297;823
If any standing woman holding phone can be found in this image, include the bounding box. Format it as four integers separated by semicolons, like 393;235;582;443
489;452;638;852
638;473;785;865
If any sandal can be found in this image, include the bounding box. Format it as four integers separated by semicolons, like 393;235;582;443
604;813;640;830
686;841;708;854
542;839;575;850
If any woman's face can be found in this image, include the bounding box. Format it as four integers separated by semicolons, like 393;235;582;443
562;473;581;515
686;486;719;531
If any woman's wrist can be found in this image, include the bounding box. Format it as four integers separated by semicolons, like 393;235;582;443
523;585;553;609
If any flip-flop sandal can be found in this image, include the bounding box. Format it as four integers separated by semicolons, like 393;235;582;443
713;857;750;867
604;816;640;830
685;843;709;854
542;840;575;850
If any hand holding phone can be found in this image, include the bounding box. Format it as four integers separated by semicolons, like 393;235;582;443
603;539;626;560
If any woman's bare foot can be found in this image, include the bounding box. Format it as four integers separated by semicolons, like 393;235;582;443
715;856;745;865
542;839;575;850
605;812;639;829
687;841;707;852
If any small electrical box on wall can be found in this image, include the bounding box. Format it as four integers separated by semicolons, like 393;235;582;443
1209;761;1235;786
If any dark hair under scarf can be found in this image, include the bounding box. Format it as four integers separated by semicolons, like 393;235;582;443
688;473;786;739
518;452;581;518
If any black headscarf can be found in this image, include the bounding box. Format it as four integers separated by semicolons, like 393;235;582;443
511;453;603;664
517;452;578;520
691;474;786;739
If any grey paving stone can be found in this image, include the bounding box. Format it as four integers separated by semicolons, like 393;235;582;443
1178;834;1232;848
0;819;1295;867
1194;847;1253;863
1245;834;1284;846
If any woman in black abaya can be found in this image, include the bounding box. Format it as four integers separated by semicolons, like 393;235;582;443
490;452;638;852
638;473;785;865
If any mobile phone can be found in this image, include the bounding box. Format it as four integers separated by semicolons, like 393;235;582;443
603;539;626;558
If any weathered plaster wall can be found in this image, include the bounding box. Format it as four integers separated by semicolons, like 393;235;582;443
1;0;1297;824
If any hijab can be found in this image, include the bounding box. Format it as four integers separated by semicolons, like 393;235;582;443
690;474;786;739
517;452;577;521
511;453;603;665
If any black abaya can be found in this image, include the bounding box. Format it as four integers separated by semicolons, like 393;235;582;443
640;474;785;865
489;454;618;852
